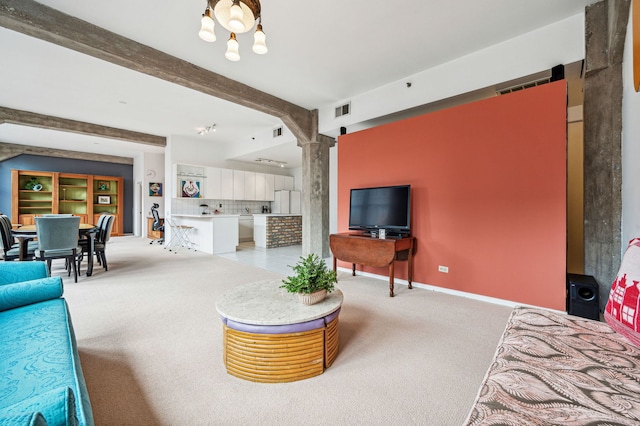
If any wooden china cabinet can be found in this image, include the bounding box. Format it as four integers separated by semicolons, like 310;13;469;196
10;169;124;235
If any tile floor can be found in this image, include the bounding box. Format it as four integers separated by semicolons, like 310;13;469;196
217;242;303;276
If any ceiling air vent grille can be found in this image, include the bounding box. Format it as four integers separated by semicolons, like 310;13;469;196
497;78;550;96
273;126;283;138
335;102;351;118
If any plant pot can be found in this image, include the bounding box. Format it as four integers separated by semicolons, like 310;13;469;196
298;289;327;305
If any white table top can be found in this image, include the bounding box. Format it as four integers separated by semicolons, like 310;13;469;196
252;214;302;217
215;279;343;325
171;214;239;218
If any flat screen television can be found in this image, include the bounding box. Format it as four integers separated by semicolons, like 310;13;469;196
348;185;411;237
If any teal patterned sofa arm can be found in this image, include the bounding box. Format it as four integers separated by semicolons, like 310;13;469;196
0;276;63;312
0;411;47;426
0;262;93;425
0;262;49;285
0;386;76;426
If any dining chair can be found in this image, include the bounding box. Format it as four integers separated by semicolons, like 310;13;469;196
0;214;37;261
34;216;82;282
78;214;114;273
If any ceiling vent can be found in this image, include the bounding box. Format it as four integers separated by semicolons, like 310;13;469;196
335;102;351;118
497;78;550;96
273;126;283;138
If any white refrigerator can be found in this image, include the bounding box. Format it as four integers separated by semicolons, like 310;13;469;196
289;191;301;214
272;190;290;214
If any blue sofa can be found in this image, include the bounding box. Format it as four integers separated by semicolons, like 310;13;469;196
0;262;94;425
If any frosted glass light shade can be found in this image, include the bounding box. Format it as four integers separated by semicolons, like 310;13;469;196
225;33;240;61
228;1;246;32
252;24;267;54
214;0;256;34
199;10;216;42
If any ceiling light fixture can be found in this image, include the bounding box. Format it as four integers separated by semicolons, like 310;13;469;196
199;0;267;62
198;124;217;135
255;158;286;168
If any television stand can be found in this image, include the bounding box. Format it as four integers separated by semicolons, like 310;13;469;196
329;233;416;297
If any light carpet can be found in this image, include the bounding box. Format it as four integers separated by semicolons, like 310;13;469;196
55;236;513;425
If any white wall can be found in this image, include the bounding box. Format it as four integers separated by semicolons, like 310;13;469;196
320;14;587;136
622;7;640;250
142;152;165;237
166;134;296;174
329;143;339;234
131;151;144;237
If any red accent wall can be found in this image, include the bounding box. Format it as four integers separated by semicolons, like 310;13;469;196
337;82;567;310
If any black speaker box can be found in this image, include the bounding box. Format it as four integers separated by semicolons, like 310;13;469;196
567;273;600;320
551;64;565;82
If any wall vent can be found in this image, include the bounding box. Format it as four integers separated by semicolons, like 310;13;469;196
497;78;550;96
335;102;351;118
273;126;283;138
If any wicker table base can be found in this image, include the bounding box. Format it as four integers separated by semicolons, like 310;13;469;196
216;280;343;383
222;315;340;383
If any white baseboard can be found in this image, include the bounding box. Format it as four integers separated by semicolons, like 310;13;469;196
336;266;566;313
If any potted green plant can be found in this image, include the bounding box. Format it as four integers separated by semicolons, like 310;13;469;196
281;253;338;305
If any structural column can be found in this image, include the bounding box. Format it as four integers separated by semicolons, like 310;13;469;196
299;134;335;258
583;0;630;310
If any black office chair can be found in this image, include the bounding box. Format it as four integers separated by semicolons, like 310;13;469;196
150;203;164;245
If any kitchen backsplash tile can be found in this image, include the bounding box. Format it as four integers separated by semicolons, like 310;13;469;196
172;198;270;215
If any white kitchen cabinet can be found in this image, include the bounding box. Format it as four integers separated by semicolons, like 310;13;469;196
233;170;245;200
170;214;238;254
255;173;266;200
244;171;256;200
274;174;294;191
204;167;221;199
220;169;234;199
272;190;290;214
284;176;295;190
274;174;285;191
176;165;289;202
265;174;275;201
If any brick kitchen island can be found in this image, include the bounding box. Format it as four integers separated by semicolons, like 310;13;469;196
253;214;302;248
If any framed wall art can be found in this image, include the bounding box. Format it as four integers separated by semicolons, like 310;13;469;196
149;182;162;197
181;180;201;198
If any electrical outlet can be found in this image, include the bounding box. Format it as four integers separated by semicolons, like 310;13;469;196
438;265;449;273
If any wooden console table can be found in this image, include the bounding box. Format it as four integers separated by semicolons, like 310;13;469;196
329;233;415;297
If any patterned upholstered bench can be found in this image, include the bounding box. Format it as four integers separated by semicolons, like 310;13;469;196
465;306;640;425
467;238;640;425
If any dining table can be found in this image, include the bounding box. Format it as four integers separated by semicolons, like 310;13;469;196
11;223;99;276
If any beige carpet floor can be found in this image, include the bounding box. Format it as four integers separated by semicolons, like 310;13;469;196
56;236;513;425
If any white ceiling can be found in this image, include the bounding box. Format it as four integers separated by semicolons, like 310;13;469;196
0;0;598;168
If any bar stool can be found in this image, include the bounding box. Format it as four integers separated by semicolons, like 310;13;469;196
164;217;195;253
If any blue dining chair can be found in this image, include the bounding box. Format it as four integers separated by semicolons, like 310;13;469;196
35;216;82;282
0;215;37;261
78;214;114;273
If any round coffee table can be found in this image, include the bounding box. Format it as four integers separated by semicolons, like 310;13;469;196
216;279;343;383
